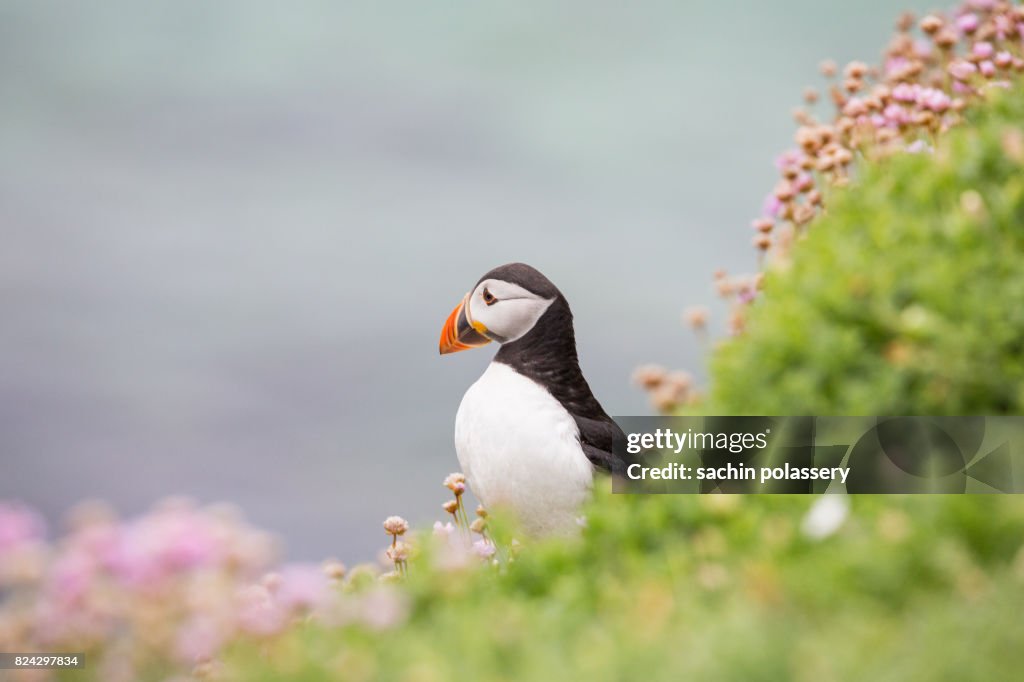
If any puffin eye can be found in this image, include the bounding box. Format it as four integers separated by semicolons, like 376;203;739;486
482;288;497;305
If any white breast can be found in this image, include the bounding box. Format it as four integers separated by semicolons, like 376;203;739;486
455;362;593;536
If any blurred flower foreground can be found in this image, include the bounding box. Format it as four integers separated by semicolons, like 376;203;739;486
5;2;1024;680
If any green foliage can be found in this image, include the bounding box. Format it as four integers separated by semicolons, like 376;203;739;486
710;87;1024;415
223;492;1024;682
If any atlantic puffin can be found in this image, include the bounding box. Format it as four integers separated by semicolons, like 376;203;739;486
439;263;630;536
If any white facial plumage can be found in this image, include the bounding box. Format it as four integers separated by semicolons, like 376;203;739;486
464;279;555;344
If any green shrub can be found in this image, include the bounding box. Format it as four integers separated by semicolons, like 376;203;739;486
220;492;1024;682
709;87;1024;415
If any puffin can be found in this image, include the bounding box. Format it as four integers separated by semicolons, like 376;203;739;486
438;262;631;536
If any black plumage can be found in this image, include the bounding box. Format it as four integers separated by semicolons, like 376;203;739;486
480;263;634;475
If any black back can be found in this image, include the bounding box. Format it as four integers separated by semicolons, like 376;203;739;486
482;263;633;475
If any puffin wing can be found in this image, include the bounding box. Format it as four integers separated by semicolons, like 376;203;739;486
572;414;631;475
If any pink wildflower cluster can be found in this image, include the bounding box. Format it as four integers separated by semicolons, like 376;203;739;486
631;365;698;412
382;474;498;576
430;509;497;571
0;499;408;681
639;0;1024;412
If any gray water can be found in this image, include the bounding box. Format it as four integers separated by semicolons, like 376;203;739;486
0;1;933;561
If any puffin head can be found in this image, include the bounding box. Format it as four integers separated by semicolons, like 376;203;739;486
439;263;561;355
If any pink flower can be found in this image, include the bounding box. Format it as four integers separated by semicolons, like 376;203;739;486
972;41;994;59
906;140;933;154
885;56;909;77
979;60;995;78
275;564;331;611
101;506;229;587
70;522;118;556
358;588;409;631
762;194;782;219
948;60;977;81
956;13;979;34
842;97;868;117
236;584;287;636
919;89;951;113
0;502;46;552
175;616;226;663
892;83;919;102
45;551;95;606
472;539;496;559
103;523;167;587
883;104;908;126
773;149;802;171
995;51;1013;68
159;514;221;571
794;173;814;193
432;521;456;539
994;15;1012;38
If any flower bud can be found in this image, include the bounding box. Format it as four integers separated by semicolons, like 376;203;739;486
443;473;466;492
934;30;957;49
323;560;347;580
844;61;868;79
793;204;816;226
919;15;942;34
383;516;409;536
632;364;667;389
876;128;897;144
773;181;796;201
683;306;710;329
386;542;410;563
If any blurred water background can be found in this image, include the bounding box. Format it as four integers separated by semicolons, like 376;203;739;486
0;0;932;561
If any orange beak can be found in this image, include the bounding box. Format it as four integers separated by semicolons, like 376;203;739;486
439;294;492;355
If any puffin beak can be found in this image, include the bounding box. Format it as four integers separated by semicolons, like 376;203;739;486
439;293;492;355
